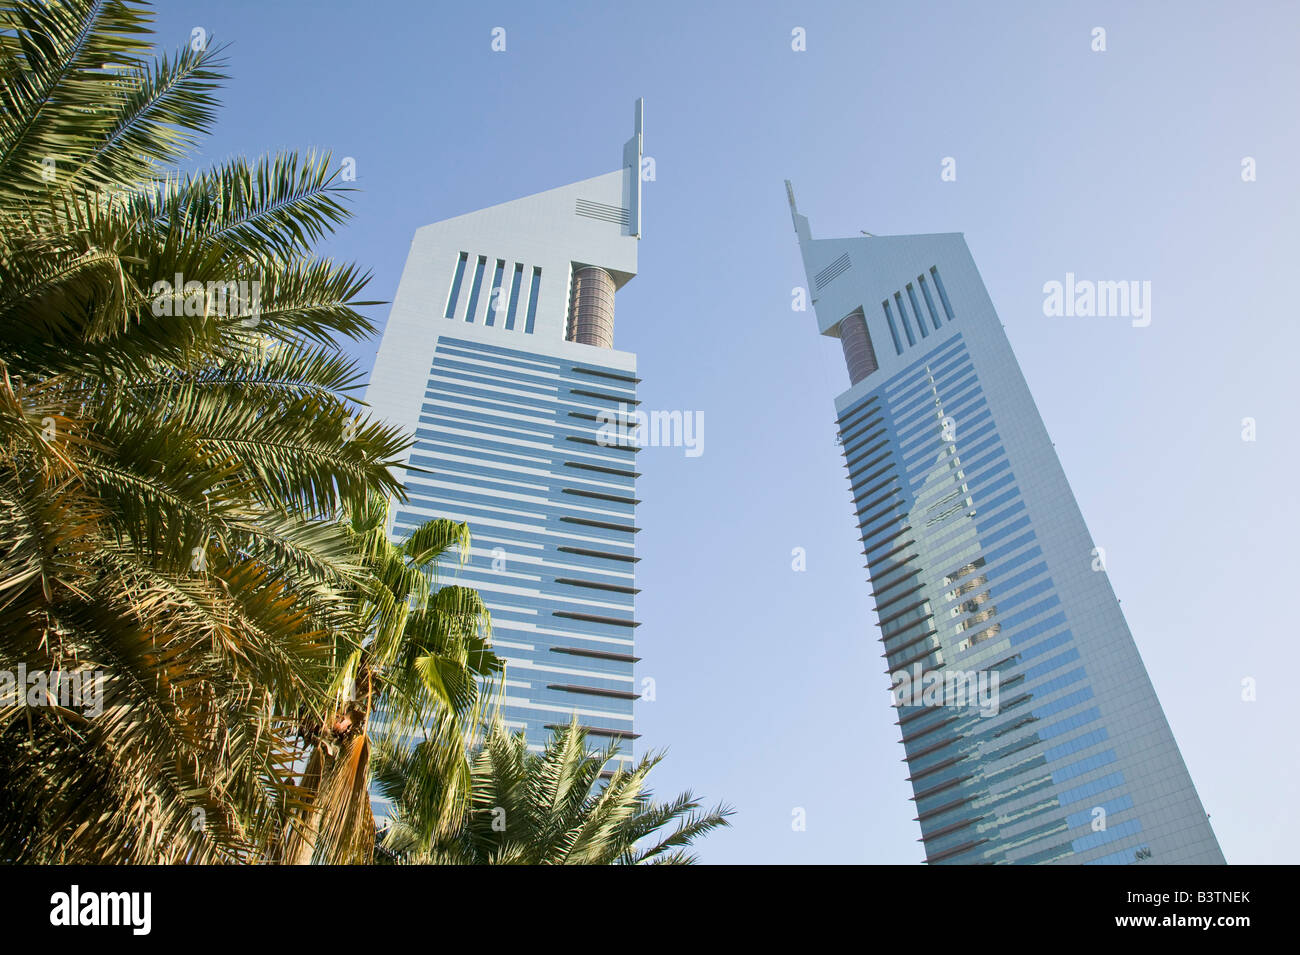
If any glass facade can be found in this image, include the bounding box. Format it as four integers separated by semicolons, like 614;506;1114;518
398;336;639;762
844;335;1140;863
364;106;645;812
788;185;1224;864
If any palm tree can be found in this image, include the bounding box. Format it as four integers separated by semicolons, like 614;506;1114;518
281;494;503;864
0;0;410;862
378;718;733;864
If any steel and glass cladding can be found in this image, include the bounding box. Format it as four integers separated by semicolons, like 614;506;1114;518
787;183;1224;865
399;337;640;748
365;104;646;798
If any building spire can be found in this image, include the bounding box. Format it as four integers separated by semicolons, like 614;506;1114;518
784;179;811;242
624;98;644;238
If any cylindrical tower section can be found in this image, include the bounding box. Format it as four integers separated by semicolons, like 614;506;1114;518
567;266;616;348
839;308;879;385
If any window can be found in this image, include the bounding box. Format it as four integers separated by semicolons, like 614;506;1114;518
524;266;542;334
504;263;524;330
930;265;955;321
882;300;904;355
463;255;487;323
485;259;505;326
444;252;468;319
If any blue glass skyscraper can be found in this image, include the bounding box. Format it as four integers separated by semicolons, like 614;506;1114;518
787;183;1224;865
365;104;646;782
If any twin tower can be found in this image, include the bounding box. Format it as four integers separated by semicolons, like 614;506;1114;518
365;101;1224;865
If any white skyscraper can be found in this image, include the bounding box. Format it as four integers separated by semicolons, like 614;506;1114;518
787;182;1224;864
366;102;646;774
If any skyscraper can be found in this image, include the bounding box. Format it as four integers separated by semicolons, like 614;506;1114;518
364;103;646;779
786;183;1224;865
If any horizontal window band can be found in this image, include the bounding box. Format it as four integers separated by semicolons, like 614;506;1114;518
881;608;937;644
886;330;966;387
547;683;640;700
877;596;930;628
882;623;940;658
564;460;641;479
568;410;639;426
992;716;1039;739
570;388;641;405
864;537;917;567
988;737;1039;765
849;462;898;496
845;446;893;476
845;429;893;461
855;483;905;520
862;523;912;555
914;791;976;823
851;467;902;502
572;366;641;384
900;715;960;747
842;425;889;459
836;396;883;430
555;577;640;595
844;437;890;470
848;471;897;501
560;515;640;533
881;614;938;645
882;626;939;661
998;692;1032;712
870;560;921;597
563;487;640;505
841;428;889;461
838;416;886;448
566;435;641;452
884;641;941;673
551;646;641;663
910;774;972;802
545;723;641;739
842;423;887;453
881;624;940;658
903;735;959;764
959;618;1002;646
859;500;906;535
906;753;969;784
875;583;926;615
989;673;1025;697
924;837;988;865
557;545;639;563
895;679;947;725
553;610;641;628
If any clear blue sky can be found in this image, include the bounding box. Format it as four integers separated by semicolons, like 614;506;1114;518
155;0;1298;863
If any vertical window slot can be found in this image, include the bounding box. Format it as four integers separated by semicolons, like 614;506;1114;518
906;284;930;338
444;252;468;319
485;259;505;326
918;274;942;330
882;300;904;355
930;266;955;321
463;255;487;323
505;263;524;330
894;292;917;346
524;267;542;334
